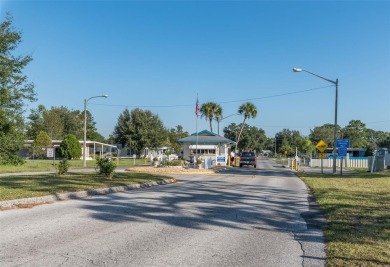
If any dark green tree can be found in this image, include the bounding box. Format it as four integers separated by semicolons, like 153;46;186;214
32;131;52;158
113;108;167;157
223;123;266;152
26;105;104;142
343;120;367;148
59;134;82;160
0;15;36;165
309;123;341;148
167;125;189;154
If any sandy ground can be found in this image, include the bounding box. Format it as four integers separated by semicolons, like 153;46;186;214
125;166;220;174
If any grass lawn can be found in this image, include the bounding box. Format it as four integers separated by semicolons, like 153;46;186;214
0;158;148;173
298;170;390;267
0;171;171;201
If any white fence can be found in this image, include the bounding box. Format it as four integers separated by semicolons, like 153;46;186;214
309;158;368;168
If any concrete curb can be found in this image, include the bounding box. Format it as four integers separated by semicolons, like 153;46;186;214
0;178;177;209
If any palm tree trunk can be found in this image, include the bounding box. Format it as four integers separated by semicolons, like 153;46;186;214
235;117;247;152
209;118;213;133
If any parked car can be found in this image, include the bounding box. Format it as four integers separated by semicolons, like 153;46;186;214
239;152;257;168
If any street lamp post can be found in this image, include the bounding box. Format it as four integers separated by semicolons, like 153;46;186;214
215;113;240;135
293;68;338;174
83;94;108;167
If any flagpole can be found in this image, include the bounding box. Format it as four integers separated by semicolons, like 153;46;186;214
195;94;199;168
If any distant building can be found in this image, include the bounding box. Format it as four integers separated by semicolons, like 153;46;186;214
176;129;235;166
21;140;118;160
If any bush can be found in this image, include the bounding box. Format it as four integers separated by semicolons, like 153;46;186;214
59;134;82;160
161;159;183;167
95;158;116;178
56;159;70;175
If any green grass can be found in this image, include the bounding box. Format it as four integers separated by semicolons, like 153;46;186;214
298;170;390;267
0;158;148;173
0;171;171;201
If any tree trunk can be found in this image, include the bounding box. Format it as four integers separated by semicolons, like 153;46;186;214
235;117;247;152
209;118;213;133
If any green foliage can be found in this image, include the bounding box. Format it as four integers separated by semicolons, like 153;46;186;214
113;108;167;156
364;146;374;157
161;159;183;167
343;120;367;148
59;134;82;159
167;125;189;154
0;14;36;165
56;159;70;175
309;123;339;148
236;102;258;152
95;157;116;178
32;131;52;158
200;102;222;133
26;105;104;142
224;123;267;152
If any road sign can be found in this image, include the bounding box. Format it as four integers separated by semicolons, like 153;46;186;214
336;139;350;149
46;148;54;158
319;153;326;159
338;148;347;157
336;139;349;157
316;140;328;152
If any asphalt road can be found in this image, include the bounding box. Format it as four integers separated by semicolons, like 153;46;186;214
0;157;325;267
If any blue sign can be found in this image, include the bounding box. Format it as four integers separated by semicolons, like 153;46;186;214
336;139;350;148
338;147;348;157
217;156;225;162
336;139;350;157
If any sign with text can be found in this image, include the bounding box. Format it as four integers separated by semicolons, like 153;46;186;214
319;153;326;159
216;156;226;162
336;139;350;148
316;140;328;152
46;148;54;158
336;139;350;157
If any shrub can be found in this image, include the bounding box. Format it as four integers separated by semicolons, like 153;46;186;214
95;158;116;178
59;134;82;160
56;159;70;175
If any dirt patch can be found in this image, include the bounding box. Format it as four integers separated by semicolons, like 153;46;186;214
126;166;220;174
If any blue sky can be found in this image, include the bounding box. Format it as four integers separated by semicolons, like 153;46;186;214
1;0;389;138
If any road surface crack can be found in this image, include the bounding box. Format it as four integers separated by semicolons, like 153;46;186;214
292;231;305;267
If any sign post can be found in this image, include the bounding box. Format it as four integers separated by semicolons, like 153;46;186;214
316;140;328;174
336;139;350;175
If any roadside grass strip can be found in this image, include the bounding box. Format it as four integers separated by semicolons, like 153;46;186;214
298;170;390;267
0;172;173;203
0;159;148;173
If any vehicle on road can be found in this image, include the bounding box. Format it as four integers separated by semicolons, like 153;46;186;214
239;152;257;168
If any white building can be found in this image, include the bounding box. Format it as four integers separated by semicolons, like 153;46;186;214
176;129;235;166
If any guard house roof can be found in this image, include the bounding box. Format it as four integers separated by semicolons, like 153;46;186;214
176;129;236;144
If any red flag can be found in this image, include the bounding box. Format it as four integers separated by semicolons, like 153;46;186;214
195;97;199;117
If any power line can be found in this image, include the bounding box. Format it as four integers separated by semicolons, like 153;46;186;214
89;85;334;109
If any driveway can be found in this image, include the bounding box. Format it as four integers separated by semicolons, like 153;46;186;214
0;158;325;267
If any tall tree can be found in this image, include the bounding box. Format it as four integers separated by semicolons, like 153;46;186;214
224;123;266;152
343;120;367;148
235;102;257;152
32;131;52;159
200;102;222;133
309;123;341;148
167;125;189;154
113;108;167;157
26;105;104;142
0;15;36;165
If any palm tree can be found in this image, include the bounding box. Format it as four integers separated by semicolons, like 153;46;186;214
200;102;223;133
235;102;258;152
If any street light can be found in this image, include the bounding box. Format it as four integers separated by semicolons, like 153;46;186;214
215;113;240;135
83;94;108;167
293;67;338;174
